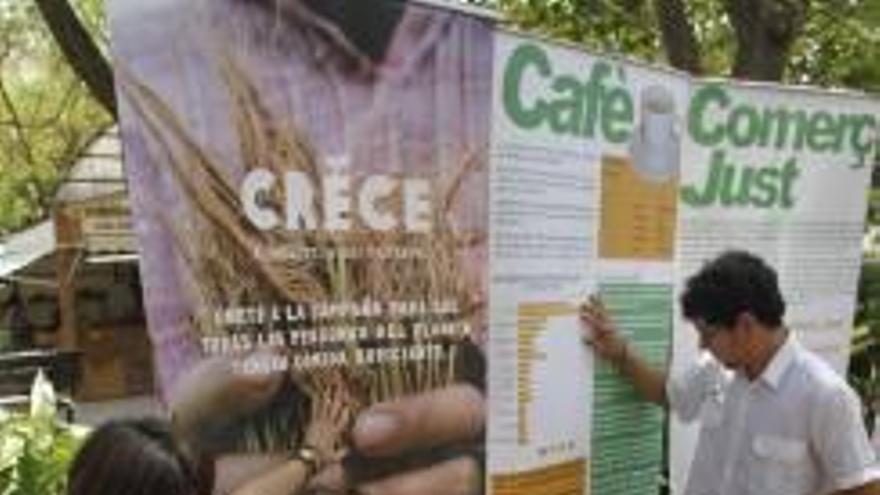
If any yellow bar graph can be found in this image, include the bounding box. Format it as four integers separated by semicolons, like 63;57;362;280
516;302;577;445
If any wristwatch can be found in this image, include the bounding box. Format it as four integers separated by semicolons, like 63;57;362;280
290;445;321;475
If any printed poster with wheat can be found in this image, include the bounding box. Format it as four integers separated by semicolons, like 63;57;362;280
109;0;492;455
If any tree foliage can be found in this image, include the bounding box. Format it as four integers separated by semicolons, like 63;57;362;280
471;0;880;90
0;391;88;494
0;0;110;235
854;261;880;434
788;0;880;91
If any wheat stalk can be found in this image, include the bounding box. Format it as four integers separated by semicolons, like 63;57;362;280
118;53;485;452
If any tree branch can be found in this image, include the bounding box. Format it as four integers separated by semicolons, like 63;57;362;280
654;0;703;75
0;76;38;168
0;81;80;129
33;0;117;117
726;0;809;81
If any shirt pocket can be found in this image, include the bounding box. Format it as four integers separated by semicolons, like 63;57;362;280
748;435;813;495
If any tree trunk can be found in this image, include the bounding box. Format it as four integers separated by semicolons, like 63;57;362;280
655;0;703;75
726;0;809;81
33;0;117;116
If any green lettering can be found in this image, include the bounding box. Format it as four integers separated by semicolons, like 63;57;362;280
850;116;878;168
549;76;584;135
718;161;741;207
689;85;728;147
735;167;756;205
602;87;633;143
729;105;759;148
789;110;810;152
807;111;836;152
779;158;800;208
582;62;612;138
503;44;551;129
751;167;779;208
681;150;726;207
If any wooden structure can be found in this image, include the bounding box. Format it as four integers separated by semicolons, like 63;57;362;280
0;128;154;401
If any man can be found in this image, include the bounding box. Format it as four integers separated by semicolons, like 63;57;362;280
580;250;880;495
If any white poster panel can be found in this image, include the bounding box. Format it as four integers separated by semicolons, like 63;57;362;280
488;32;599;495
670;81;879;493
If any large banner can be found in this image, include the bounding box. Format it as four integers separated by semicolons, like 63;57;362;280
110;0;492;490
486;31;690;495
670;81;879;493
109;1;878;494
487;34;600;495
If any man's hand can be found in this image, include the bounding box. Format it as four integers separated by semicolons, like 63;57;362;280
579;295;628;364
580;295;669;406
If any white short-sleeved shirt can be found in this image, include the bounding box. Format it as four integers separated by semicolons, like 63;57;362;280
668;335;880;495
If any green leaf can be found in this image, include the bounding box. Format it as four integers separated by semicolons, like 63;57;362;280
0;412;86;495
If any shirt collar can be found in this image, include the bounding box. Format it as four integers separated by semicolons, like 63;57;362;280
282;2;375;73
757;331;798;391
278;2;451;80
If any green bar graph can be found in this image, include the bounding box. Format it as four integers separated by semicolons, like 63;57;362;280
591;283;672;495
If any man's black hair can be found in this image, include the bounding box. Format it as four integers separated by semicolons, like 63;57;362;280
681;250;785;329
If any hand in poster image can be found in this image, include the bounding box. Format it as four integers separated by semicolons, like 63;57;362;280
171;351;285;440
309;384;486;495
170;353;352;495
115;0;492;408
299;376;353;466
227;380;352;495
172;363;486;495
111;0;493;491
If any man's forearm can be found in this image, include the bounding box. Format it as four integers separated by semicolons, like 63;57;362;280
614;343;669;407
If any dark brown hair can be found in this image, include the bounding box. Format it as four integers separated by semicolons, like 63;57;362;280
67;418;201;495
681;250;786;329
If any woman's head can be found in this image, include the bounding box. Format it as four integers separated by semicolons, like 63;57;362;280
68;418;199;495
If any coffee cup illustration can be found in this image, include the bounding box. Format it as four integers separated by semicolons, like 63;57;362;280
630;85;680;182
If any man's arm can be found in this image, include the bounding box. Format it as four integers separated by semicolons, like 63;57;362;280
579;296;668;406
